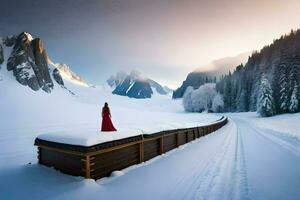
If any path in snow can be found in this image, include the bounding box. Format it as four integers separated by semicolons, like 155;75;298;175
1;115;300;200
231;116;300;200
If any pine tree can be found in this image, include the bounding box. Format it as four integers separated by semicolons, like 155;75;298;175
257;74;276;117
279;70;289;112
279;62;289;112
289;83;299;112
224;72;233;112
237;89;247;112
289;55;300;96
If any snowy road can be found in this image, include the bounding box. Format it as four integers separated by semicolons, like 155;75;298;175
1;115;300;200
230;116;300;200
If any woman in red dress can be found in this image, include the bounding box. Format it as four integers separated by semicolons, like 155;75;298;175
101;102;117;132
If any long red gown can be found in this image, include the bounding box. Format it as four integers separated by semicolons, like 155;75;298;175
101;109;117;132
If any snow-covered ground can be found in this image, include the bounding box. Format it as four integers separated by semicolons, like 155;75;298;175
0;51;221;166
1;111;300;200
1;50;300;199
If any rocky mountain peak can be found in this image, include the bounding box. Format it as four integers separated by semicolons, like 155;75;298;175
108;70;169;98
18;32;33;44
5;32;64;92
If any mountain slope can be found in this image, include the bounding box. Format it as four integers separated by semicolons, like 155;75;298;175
173;52;249;99
50;63;88;87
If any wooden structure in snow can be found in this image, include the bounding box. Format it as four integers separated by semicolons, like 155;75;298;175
35;117;228;180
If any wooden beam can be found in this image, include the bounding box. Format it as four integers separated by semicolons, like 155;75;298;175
139;142;144;163
88;141;142;156
37;144;86;156
85;155;91;178
160;136;164;154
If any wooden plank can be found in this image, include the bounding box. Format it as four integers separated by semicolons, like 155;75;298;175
85;155;91;178
160;136;164;154
163;134;177;153
87;140;142;156
92;153;140;171
37;144;86;157
177;132;186;146
40;148;84;176
144;139;160;161
139;142;144;163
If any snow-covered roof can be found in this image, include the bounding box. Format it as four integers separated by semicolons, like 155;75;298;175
37;117;225;146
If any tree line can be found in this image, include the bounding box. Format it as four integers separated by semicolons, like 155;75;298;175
216;30;300;116
183;29;300;117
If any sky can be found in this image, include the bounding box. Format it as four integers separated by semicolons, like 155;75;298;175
1;0;300;88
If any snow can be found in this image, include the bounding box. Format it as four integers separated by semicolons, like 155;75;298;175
126;80;135;93
230;112;300;140
2;113;300;200
1;42;300;199
24;32;33;41
37;117;223;146
0;45;221;164
50;62;89;87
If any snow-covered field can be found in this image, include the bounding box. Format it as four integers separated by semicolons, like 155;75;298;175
1;110;300;200
1;55;300;199
0;43;222;165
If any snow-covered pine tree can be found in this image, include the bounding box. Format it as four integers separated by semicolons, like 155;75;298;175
278;61;289;113
257;74;276;117
289;83;299;112
224;71;233;112
237;88;247;112
289;55;300;97
236;71;248;112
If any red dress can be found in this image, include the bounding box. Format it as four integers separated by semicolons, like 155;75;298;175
101;109;117;132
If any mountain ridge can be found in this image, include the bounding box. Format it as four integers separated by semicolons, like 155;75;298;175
107;71;170;99
0;32;88;94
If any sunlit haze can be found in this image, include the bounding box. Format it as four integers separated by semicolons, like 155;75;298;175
1;0;300;88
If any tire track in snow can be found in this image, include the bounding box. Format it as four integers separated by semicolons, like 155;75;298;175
166;127;232;200
177;120;250;200
249;126;300;158
184;128;234;200
232;117;300;200
235;122;250;200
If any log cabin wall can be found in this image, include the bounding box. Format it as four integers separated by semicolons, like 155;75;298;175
35;117;228;180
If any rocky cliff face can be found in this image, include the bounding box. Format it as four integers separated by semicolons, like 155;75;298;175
52;68;64;86
52;63;88;87
6;32;56;92
0;44;4;65
3;32;65;92
148;79;167;95
111;75;153;99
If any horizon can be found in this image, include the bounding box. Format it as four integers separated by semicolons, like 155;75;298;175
1;0;300;88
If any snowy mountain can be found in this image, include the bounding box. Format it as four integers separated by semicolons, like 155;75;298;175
173;52;249;99
107;71;170;98
0;32;88;94
50;63;88;87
